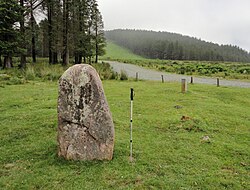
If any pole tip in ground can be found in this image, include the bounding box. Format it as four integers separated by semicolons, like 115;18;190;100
129;156;135;163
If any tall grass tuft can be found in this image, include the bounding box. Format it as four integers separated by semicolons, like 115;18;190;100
120;69;128;80
0;59;120;86
93;62;118;80
36;63;65;81
25;65;36;80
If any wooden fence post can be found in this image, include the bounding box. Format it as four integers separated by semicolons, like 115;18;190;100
136;72;138;81
191;76;193;84
161;75;164;83
217;78;220;87
181;79;187;93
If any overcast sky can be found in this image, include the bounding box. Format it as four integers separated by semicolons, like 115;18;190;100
97;0;250;52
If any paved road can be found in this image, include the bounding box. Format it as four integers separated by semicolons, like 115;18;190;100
107;61;250;88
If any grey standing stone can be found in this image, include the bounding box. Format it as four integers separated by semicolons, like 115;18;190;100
57;64;115;160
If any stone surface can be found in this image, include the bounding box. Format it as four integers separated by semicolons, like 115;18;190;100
57;64;115;160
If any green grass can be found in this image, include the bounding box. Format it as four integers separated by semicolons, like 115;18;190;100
0;80;249;189
100;41;144;60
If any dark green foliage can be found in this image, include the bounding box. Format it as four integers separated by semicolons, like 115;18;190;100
0;0;22;68
91;1;106;63
237;67;250;74
0;0;106;68
39;0;106;65
105;29;250;62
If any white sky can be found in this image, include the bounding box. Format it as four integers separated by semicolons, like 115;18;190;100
97;0;250;52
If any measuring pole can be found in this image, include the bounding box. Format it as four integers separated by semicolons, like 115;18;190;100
130;88;134;161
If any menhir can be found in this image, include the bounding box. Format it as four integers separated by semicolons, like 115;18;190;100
57;64;115;160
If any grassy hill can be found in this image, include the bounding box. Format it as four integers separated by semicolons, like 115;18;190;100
0;78;249;189
100;41;144;60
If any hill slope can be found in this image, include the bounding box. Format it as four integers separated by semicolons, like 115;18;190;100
100;41;144;60
105;29;250;62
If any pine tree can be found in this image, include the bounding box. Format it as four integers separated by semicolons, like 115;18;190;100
62;0;69;65
26;0;107;65
0;0;22;68
71;0;89;64
37;19;49;57
91;0;106;63
19;0;26;68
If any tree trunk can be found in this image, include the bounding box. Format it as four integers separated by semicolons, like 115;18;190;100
79;54;82;64
21;55;26;68
32;32;36;63
62;48;69;65
31;1;36;63
48;0;53;64
75;54;79;64
88;26;92;64
42;33;46;57
74;53;83;64
0;55;2;68
20;0;26;68
95;47;98;63
95;40;99;63
53;52;58;63
3;56;13;69
62;0;69;66
49;49;53;64
95;24;98;63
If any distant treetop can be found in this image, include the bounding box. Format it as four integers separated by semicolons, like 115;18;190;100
105;29;250;62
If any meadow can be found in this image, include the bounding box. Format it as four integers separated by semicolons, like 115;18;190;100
0;46;249;189
0;75;249;189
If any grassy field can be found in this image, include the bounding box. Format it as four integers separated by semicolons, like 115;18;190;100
0;79;249;189
100;41;144;60
102;41;250;81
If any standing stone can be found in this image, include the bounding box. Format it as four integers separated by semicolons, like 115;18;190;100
57;64;115;160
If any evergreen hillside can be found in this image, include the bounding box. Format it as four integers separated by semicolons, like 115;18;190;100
105;29;250;62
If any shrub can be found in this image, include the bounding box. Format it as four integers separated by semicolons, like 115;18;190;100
0;74;25;85
159;66;166;71
109;71;118;80
93;62;118;80
178;66;186;74
0;74;11;81
120;70;128;80
8;76;25;85
237;67;250;74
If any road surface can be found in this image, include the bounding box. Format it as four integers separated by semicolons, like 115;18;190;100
107;61;250;88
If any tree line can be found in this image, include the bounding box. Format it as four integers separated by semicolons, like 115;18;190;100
105;29;250;63
0;0;106;69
